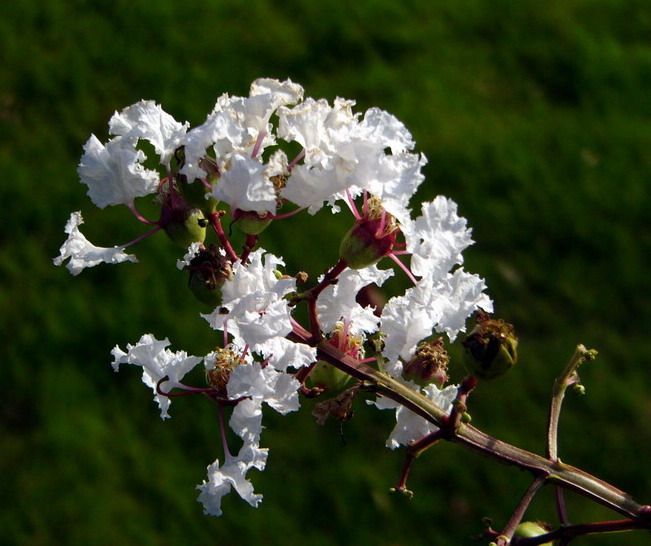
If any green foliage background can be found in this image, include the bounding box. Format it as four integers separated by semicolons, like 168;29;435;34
2;0;651;544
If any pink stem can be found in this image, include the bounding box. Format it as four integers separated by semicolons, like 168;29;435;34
127;202;159;226
251;130;267;159
387;252;418;285
120;225;163;248
217;404;232;458
208;213;240;262
287;149;306;171
345;189;361;219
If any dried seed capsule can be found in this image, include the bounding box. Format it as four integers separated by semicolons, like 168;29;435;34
462;311;517;380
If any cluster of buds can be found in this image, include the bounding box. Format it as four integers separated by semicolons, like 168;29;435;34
54;78;496;517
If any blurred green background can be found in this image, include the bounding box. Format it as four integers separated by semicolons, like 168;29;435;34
2;0;651;544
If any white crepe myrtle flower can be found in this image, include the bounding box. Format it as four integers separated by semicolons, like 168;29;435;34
181;78;303;183
203;249;316;370
53;211;138;275
78;134;161;209
108;100;189;167
57;78;503;519
111;334;202;419
371;382;459;449
279;97;425;219
203;250;294;342
197;360;303;516
317;265;394;336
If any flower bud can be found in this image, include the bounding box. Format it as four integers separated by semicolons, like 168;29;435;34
162;207;208;248
187;244;233;306
462;311;517;380
514;521;552;545
403;338;449;388
232;208;273;235
339;217;395;269
308;360;351;392
178;176;219;214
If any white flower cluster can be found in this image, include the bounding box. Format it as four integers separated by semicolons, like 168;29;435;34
56;78;492;515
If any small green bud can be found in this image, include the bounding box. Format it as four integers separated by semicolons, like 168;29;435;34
178;176;219;215
514;521;552;545
339;217;395;269
177;176;219;214
171;147;219;215
308;360;351;392
462;311;518;380
573;383;586;395
232;208;273;235
163;208;207;248
389;487;414;499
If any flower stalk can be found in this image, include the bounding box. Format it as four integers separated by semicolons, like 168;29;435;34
289;321;650;523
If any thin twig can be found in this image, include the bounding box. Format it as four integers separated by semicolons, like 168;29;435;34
496;476;547;545
547;344;596;461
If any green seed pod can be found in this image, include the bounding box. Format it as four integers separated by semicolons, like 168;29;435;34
462;311;518;380
189;268;224;306
232;208;273;235
308;360;351;392
339;218;394;269
164;208;207;248
514;522;552;545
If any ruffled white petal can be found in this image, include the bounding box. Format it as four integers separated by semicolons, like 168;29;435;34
370;382;459;449
53;211;137;275
317;265;394;335
211;152;277;214
197;443;268;516
227;362;301;414
403;196;474;279
176;241;203;270
181;78;302;184
108;100;189;166
78;135;160;208
380;270;491;375
110;333;202;419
